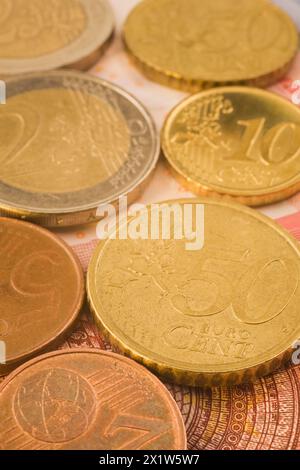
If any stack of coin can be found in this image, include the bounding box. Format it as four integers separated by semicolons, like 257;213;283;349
1;0;300;452
0;0;183;450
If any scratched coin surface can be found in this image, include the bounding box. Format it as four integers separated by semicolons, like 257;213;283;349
162;87;300;206
123;0;298;91
88;199;300;387
0;71;159;226
0;349;187;450
0;0;114;77
0;218;84;375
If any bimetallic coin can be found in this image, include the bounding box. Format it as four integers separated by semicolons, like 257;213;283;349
87;199;300;387
0;218;84;375
0;71;159;227
162;87;300;206
123;0;298;91
0;350;187;450
0;0;114;77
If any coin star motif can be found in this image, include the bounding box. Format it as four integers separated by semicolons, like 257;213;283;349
123;0;298;91
0;218;84;376
162;87;300;206
87;199;300;387
0;0;115;77
0;350;187;450
0;71;159;227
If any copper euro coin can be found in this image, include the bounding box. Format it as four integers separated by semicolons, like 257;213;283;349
0;349;187;450
0;218;84;375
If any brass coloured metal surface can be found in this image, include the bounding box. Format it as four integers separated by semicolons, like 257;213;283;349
88;199;300;387
123;0;298;91
162;87;300;206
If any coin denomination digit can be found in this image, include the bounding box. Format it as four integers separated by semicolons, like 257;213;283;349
232;119;300;165
232;257;299;325
262;122;300;164
10;251;61;297
232;118;265;162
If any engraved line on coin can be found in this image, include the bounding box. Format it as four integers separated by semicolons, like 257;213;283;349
96;380;171;450
13;368;97;444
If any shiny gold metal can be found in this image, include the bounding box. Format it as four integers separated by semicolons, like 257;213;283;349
162;87;300;206
0;349;187;450
87;198;300;387
0;71;159;227
0;0;114;77
0;217;84;376
123;0;298;91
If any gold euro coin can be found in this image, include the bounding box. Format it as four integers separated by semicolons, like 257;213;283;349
0;0;114;77
87;198;300;387
0;71;159;227
123;0;298;91
162;87;300;206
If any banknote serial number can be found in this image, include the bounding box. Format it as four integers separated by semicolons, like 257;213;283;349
99;454;200;467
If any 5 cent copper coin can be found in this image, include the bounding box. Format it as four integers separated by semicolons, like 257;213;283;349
0;218;84;375
0;349;187;450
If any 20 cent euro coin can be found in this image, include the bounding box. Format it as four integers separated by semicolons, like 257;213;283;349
123;0;298;91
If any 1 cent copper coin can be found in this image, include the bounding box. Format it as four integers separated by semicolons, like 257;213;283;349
0;218;84;375
0;349;187;450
